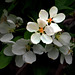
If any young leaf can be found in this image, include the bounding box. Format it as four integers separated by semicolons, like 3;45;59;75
0;51;13;69
24;31;32;39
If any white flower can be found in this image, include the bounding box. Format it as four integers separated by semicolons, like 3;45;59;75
0;20;16;34
26;19;53;44
52;32;72;64
60;45;73;64
7;14;23;27
53;32;71;47
60;54;72;65
12;38;45;64
39;6;65;24
39;6;63;33
0;14;16;43
1;9;23;28
45;44;59;60
4;43;25;67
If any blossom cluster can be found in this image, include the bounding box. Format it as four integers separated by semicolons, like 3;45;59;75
0;6;74;67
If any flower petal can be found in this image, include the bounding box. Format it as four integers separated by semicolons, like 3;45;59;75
4;44;14;56
50;23;62;33
16;17;23;26
7;20;16;28
3;9;8;17
31;33;40;44
49;6;58;18
16;38;29;46
53;13;65;23
37;19;46;27
44;26;54;36
39;9;48;20
53;39;63;47
33;44;45;55
45;44;53;52
65;54;72;64
41;34;53;44
0;22;9;34
59;32;71;45
5;41;15;44
7;14;17;23
48;48;59;60
23;51;36;64
26;22;39;32
59;46;69;55
12;43;25;55
0;33;13;42
60;54;64;64
15;55;25;67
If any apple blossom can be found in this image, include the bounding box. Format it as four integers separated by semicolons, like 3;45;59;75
45;44;59;60
12;38;45;64
39;6;65;24
53;32;71;47
60;45;73;64
26;19;53;44
4;43;25;67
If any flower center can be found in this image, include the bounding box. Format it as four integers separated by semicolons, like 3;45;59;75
9;28;15;33
55;33;61;40
48;18;53;23
55;34;60;40
39;27;44;33
25;45;31;51
68;50;73;54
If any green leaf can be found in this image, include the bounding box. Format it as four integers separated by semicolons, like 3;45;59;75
55;0;74;10
70;33;75;37
24;31;32;39
12;36;23;42
0;51;13;69
7;0;17;12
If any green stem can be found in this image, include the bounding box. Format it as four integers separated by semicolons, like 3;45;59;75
15;28;25;32
8;0;18;12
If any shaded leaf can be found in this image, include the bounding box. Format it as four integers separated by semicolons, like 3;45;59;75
12;36;23;42
0;51;13;69
24;31;32;39
55;0;74;10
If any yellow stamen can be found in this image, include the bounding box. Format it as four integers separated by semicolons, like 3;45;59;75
39;27;44;33
25;45;31;51
68;50;73;54
48;18;52;23
9;29;15;33
56;35;60;40
55;33;61;40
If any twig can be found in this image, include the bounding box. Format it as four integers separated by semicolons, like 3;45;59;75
16;64;28;75
55;63;66;75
